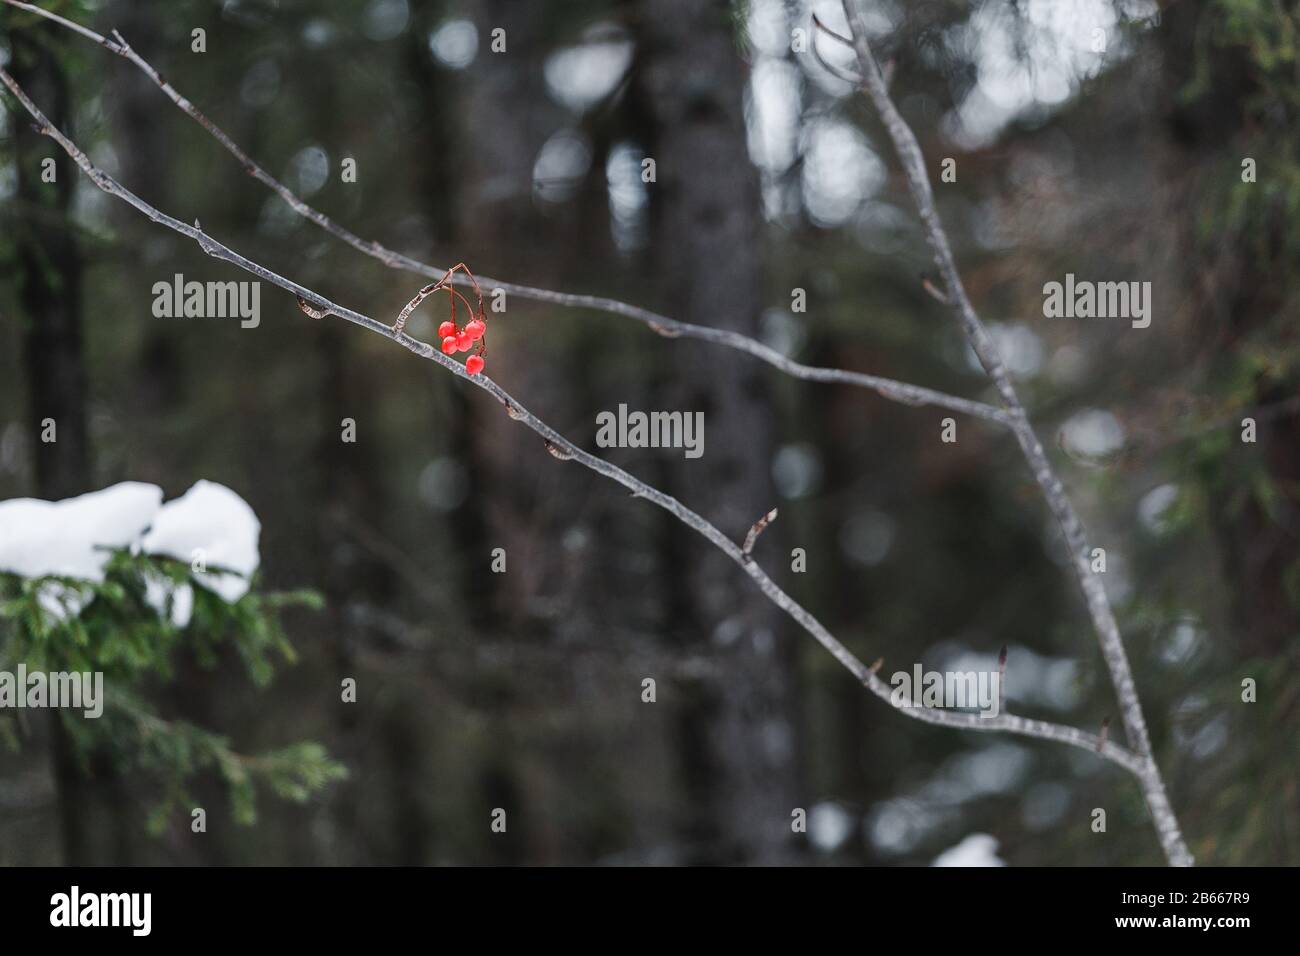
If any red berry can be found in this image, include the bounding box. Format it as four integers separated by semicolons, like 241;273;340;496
466;318;486;340
437;320;457;339
441;335;458;355
466;355;485;375
455;332;473;352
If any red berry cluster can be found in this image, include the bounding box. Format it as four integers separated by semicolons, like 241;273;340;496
438;316;486;378
393;262;489;375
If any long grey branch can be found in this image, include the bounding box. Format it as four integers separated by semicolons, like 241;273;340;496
839;0;1192;866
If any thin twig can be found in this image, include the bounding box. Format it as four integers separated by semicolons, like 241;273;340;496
741;507;779;557
809;29;863;86
922;276;951;306
0;64;1148;780
0;0;1009;428
839;0;1192;866
812;13;854;48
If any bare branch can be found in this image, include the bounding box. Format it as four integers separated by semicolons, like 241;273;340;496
0;64;1150;785
839;0;1192;866
810;44;864;86
0;0;1009;428
809;25;863;86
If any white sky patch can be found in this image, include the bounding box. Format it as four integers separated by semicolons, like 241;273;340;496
240;58;281;109
840;509;895;566
1021;781;1070;831
809;801;854;853
745;0;790;57
772;443;824;499
362;0;409;42
866;798;938;855
946;743;1031;798
1171;693;1228;760
759;308;808;357
418;456;469;512
1102;551;1135;605
1188;714;1229;761
533;129;592;203
917;741;1032;806
1138;482;1180;533
606;141;648;252
0;423;23;476
968;322;1044;378
743;1;803;222
84;136;121;181
711;615;745;648
747;58;802;175
301;19;337;49
943;0;1158;148
544;27;633;113
259;191;303;237
793;0;901;97
287;145;330;197
0;161;18;202
428;19;478;70
762;715;793;762
800;118;885;227
945;645;1082;712
932;832;1006;867
1060;408;1125;461
853;200;913;255
1047;343;1088;387
1160;618;1203;667
808;0;900;44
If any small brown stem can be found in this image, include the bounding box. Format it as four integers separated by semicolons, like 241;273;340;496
742;507;779;557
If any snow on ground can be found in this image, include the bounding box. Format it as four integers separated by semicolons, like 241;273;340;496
0;480;259;621
931;833;1007;867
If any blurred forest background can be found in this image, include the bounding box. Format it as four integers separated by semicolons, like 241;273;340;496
0;0;1297;866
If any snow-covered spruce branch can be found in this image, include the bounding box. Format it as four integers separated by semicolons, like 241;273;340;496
0;0;1008;429
834;1;1192;867
0;64;1157;808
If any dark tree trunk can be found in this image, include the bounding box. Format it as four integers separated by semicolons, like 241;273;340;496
7;25;98;865
633;0;801;864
